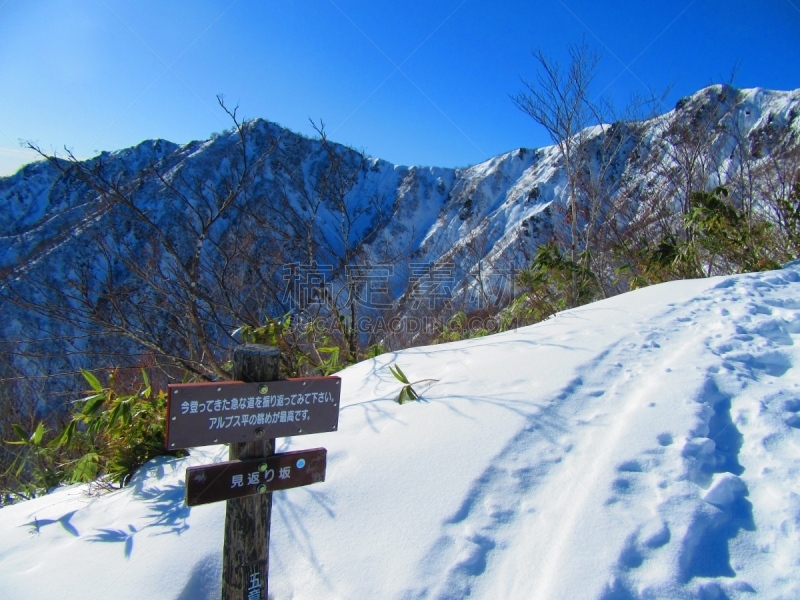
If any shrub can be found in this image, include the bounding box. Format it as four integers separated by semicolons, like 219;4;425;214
684;187;780;275
507;241;600;325
4;368;185;499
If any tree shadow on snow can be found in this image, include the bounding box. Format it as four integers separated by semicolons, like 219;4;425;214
23;509;81;537
83;468;191;558
86;524;139;558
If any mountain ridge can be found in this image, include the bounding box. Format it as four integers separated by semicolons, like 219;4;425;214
1;84;799;403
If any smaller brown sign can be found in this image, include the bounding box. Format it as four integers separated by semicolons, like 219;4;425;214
185;448;327;506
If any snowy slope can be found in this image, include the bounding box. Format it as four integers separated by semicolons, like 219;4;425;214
1;264;799;600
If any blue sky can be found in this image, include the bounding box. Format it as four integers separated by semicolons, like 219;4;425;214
1;0;799;176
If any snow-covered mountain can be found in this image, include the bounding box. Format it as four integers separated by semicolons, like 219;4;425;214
1;85;799;396
4;86;798;281
1;264;799;599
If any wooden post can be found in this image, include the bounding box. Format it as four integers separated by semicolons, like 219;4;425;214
222;344;280;600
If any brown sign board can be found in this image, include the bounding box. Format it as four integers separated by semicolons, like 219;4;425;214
185;448;327;506
166;377;341;450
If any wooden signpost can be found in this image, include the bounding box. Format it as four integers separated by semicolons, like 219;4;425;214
185;448;327;506
166;344;341;600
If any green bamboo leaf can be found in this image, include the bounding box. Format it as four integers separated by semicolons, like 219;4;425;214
87;418;104;436
141;368;151;397
81;393;106;416
72;453;100;483
390;364;410;384
398;386;409;405
108;403;124;428
51;420;76;449
121;400;132;425
11;423;29;443
81;369;103;392
14;457;28;477
31;422;46;446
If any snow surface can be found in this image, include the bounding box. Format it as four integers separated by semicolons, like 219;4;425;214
1;265;800;599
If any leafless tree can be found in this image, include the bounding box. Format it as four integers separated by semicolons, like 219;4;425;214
8;97;279;382
512;42;666;299
512;42;601;306
255;120;405;368
3;96;411;400
752;133;800;257
653;86;741;217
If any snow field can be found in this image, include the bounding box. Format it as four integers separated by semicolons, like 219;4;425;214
0;266;799;599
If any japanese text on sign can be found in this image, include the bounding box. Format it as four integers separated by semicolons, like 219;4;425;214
166;378;341;450
185;448;326;506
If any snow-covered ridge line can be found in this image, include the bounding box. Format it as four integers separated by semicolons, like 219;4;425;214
3;84;798;274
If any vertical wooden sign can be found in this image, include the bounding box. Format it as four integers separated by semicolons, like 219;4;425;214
221;344;279;600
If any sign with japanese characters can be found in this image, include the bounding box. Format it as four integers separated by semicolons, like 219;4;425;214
185;448;327;506
166;377;341;450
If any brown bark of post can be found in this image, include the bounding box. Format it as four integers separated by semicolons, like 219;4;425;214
222;344;280;600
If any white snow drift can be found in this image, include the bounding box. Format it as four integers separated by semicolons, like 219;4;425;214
1;264;799;600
